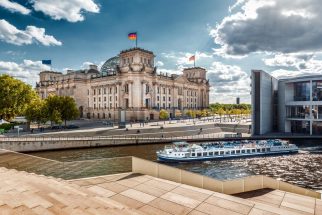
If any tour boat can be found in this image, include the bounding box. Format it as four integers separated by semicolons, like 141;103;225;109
156;139;298;162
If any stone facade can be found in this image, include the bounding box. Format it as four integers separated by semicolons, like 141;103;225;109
36;48;210;121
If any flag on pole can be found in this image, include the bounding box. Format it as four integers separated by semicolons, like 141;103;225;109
42;60;52;65
128;32;138;47
128;32;137;40
189;55;195;62
189;55;195;67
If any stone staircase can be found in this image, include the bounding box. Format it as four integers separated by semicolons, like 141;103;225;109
0;167;143;214
0;150;132;180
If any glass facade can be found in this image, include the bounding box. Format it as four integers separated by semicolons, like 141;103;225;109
312;121;322;135
312;80;322;101
286;106;310;119
294;81;310;101
312;105;322;119
290;120;310;134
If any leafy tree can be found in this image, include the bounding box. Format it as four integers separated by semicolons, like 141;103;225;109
60;96;79;126
217;108;225;122
0;74;37;120
45;95;62;125
25;98;48;128
159;109;169;120
186;109;196;118
44;95;79;126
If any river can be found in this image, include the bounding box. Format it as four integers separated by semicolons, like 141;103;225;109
29;140;322;190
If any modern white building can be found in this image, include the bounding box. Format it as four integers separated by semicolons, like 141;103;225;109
251;70;322;135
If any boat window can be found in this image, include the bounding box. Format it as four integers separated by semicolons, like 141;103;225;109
252;149;256;153
267;148;270;152
236;150;240;153
247;150;250;153
209;152;213;156
203;152;207;156
215;151;219;155
220;151;224;155
225;151;230;154
191;153;195;156
197;153;202;157
241;150;245;153
257;149;261;152
231;151;235;154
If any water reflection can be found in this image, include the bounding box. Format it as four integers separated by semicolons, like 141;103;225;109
29;143;322;190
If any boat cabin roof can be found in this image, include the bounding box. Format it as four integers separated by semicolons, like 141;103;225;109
173;141;189;146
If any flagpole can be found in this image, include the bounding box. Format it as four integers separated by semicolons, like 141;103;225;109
136;32;138;48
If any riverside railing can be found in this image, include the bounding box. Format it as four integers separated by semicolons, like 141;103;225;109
0;132;243;142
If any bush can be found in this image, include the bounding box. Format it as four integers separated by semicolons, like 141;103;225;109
0;123;13;131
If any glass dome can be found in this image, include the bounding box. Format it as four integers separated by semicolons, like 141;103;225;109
100;56;120;74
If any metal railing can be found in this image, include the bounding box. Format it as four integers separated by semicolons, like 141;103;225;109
0;132;247;142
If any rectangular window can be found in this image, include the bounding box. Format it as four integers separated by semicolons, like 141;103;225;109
125;84;129;93
294;81;310;101
93;89;96;95
157;96;159;101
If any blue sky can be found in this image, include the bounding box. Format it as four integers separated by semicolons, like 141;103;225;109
1;0;322;103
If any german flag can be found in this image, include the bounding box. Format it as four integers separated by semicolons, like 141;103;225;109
128;32;137;40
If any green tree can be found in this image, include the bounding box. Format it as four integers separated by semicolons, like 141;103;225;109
159;109;169;120
217;108;225;123
45;95;62;125
60;96;79;126
25;98;48;128
45;95;79;126
185;109;196;118
0;74;37;120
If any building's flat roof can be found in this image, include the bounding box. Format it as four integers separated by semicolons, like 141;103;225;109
279;74;322;82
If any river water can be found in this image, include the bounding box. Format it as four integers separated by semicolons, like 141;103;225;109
29;140;322;190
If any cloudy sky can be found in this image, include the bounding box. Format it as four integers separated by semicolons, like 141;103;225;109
1;0;322;103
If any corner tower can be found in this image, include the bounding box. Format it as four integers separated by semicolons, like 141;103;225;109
119;48;155;73
182;67;207;83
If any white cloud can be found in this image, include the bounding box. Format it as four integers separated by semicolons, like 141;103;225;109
31;0;100;22
207;62;250;103
156;61;164;67
263;53;314;69
162;51;213;67
0;0;31;15
211;0;322;57
0;60;50;85
264;53;322;79
0;19;62;46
